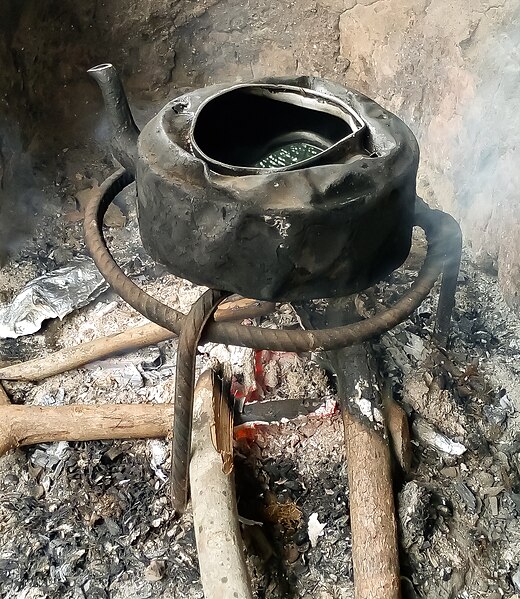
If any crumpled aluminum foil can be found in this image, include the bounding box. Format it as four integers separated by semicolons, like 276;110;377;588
0;255;108;339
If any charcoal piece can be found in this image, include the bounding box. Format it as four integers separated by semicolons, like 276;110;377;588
454;481;478;514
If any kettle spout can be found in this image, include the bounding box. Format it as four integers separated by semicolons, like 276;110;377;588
88;63;139;174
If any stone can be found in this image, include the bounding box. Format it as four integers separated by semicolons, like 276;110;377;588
338;0;520;313
440;467;458;478
143;559;165;582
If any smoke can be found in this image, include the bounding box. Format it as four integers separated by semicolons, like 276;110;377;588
452;9;520;261
0;118;43;265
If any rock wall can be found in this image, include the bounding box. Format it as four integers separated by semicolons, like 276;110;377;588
336;0;520;311
1;0;519;311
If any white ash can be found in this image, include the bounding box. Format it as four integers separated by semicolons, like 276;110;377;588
307;512;326;547
148;440;169;482
349;379;384;427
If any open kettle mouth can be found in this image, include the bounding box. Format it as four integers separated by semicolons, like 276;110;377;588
190;83;366;175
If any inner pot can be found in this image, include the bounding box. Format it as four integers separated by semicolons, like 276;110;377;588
190;84;365;175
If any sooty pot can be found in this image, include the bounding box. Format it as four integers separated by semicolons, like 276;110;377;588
89;64;418;301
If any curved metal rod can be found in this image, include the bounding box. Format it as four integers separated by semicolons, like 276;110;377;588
411;196;462;347
171;288;229;515
84;168;457;352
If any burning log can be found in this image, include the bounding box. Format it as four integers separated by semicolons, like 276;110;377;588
381;380;412;474
0;297;274;382
0;324;173;381
190;369;253;599
294;297;405;599
0;403;174;458
0;392;325;459
339;344;401;599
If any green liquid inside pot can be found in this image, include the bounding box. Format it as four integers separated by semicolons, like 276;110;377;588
256;141;322;168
